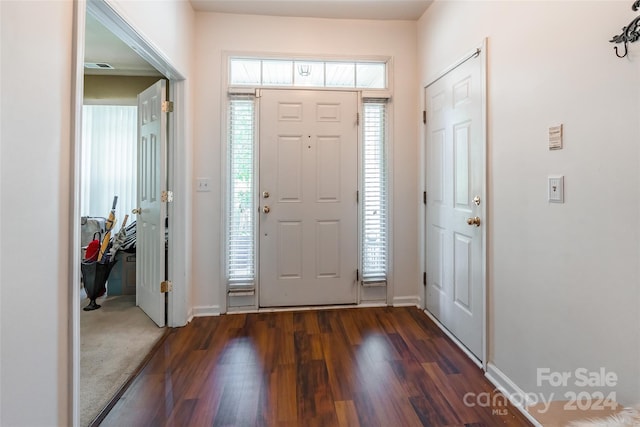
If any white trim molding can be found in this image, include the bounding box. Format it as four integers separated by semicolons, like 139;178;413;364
392;296;421;307
485;363;543;427
192;305;222;317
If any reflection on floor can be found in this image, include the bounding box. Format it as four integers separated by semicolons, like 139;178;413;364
80;294;164;426
101;307;533;426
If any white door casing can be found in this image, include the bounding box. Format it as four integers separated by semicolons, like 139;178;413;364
259;90;359;307
136;79;167;327
425;50;485;360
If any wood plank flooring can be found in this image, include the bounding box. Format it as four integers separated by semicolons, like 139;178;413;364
101;307;533;426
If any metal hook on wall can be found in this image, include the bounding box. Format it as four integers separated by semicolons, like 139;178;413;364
610;2;640;58
614;42;629;58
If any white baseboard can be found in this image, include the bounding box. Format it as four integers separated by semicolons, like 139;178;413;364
192;305;221;317
485;363;543;427
392;296;420;307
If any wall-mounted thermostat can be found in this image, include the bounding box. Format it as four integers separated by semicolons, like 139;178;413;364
549;125;563;150
548;176;564;203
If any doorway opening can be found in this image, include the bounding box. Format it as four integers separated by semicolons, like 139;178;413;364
71;1;188;426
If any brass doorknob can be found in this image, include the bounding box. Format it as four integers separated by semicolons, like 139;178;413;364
132;208;142;215
466;216;481;227
262;206;271;214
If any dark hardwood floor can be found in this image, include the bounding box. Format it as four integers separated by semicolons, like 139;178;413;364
100;306;533;426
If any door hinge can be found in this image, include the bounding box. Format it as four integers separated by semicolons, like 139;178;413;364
356;190;359;203
423;191;427;205
356;269;360;282
423;110;427;124
356;112;360;126
423;272;427;285
161;190;174;203
161;281;173;293
162;101;174;113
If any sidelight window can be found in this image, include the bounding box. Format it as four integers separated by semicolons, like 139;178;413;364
227;97;256;284
361;99;388;282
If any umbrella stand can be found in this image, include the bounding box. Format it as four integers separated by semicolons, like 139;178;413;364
81;259;117;311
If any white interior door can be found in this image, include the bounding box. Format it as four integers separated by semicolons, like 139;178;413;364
135;80;166;327
259;90;359;307
425;52;484;359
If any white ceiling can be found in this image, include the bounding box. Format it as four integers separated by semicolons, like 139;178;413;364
84;14;160;76
84;1;431;76
190;0;432;20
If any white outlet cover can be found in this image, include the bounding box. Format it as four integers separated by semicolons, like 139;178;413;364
196;178;211;192
548;176;564;203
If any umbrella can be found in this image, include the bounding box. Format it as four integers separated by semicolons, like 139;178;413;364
107;214;129;260
98;196;118;262
84;231;101;262
81;259;117;311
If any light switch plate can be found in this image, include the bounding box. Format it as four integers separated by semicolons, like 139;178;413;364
548;176;564;203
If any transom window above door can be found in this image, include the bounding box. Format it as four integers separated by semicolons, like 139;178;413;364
229;57;387;89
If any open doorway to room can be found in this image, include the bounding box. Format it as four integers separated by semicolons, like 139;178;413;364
79;11;167;426
73;2;189;424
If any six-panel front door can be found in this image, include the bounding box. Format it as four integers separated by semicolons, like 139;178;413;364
259;90;359;307
425;53;484;359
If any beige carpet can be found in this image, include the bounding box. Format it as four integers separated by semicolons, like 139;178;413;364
80;295;165;426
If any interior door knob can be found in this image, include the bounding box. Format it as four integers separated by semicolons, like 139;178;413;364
132;208;141;215
262;206;270;214
466;216;481;227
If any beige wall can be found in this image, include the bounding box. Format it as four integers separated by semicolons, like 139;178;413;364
0;0;195;424
419;0;640;407
1;1;73;424
83;75;163;104
192;12;419;314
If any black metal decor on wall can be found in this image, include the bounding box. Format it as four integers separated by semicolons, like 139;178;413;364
610;0;640;58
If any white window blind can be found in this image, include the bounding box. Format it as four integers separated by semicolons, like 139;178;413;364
81;105;137;228
227;97;256;283
362;100;388;281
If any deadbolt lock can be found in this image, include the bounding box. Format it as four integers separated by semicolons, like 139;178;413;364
262;191;270;198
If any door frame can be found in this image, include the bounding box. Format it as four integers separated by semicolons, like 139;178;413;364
422;39;488;370
222;53;395;312
70;1;190;425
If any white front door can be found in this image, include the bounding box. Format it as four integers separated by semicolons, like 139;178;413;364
135;80;167;327
259;90;359;307
425;51;485;359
